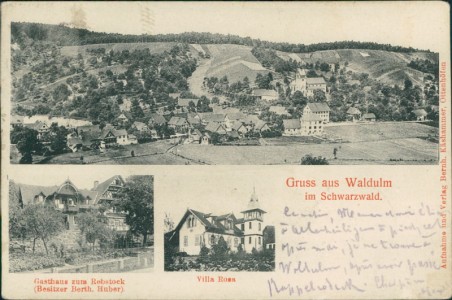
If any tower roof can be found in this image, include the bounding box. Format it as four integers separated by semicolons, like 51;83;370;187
241;187;266;213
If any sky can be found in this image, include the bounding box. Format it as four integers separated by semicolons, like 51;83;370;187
157;168;280;227
4;2;448;52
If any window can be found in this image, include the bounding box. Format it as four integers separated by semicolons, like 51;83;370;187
241;224;244;231
241;238;245;245
234;238;238;247
259;237;261;245
184;236;188;247
249;222;252;229
210;234;216;245
258;222;261;231
249;237;252;244
187;216;196;228
195;235;200;246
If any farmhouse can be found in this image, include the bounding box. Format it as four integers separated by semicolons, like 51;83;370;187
362;113;376;122
168;117;190;134
10;175;129;233
205;122;227;135
148;113;167;127
303;102;330;124
347;107;362;122
167;189;268;255
291;69;327;97
283;119;302;136
252;89;278;101
131;121;150;132
269;106;290;117
412;109;428;121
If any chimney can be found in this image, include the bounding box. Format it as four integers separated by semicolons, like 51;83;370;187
93;181;99;190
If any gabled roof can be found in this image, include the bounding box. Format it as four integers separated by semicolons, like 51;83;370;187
132;121;149;131
283;119;301;130
413;109;427;117
254;120;269;130
306;102;330;112
347;107;362;115
168;116;188;126
187;117;201;125
226;112;245;120
301;114;323;122
15;183;59;206
178;98;199;107
362;113;376;119
174;209;244;236
113;129;127;137
306;77;326;85
242;115;261;124
92;175;125;203
253;89;278;98
205;122;226;133
233;122;247;131
204;114;226;123
269;106;290;116
149;113;167;125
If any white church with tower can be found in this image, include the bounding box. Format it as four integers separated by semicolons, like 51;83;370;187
167;188;270;255
291;68;327;97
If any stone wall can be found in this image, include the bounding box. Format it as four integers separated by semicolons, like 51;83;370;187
50;249;153;273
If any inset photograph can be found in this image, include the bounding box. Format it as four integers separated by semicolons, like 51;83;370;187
164;187;275;272
8;174;154;273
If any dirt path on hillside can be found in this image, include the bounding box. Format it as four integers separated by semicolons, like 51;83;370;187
188;58;212;97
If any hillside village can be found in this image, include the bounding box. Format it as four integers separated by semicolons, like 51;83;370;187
10;23;440;164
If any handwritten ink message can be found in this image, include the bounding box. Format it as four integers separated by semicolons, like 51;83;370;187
269;202;449;298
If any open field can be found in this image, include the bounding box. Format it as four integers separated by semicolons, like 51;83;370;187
175;137;437;165
276;49;438;86
205;44;270;83
15;122;438;165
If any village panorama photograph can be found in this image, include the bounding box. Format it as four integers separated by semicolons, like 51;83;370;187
8;172;154;273
8;3;440;165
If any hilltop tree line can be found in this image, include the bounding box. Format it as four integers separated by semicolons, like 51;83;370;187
11;22;429;54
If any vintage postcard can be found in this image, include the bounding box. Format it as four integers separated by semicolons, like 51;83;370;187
1;1;451;299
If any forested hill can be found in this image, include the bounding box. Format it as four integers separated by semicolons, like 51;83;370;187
11;22;430;54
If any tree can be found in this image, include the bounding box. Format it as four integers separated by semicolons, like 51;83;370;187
211;236;229;261
77;212;112;251
52;84;71;103
301;154;329;165
117;176;154;246
47;123;68;154
11;126;42;163
21;204;64;254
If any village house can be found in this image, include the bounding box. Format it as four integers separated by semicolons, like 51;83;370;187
283;119;302;136
303;102;330;124
232;122;248;137
148;113;167;128
412;109;428;121
166;189;268;255
131;121;150;133
11;175;129;234
24;121;50;140
362;113;376;122
291;69;327;97
177;98;199;111
205;122;227;135
168;116;190;134
253;120;271;134
300;114;324;136
347;107;362;122
252;89;279;102
225;112;246;130
202;114;226;127
269;106;290;117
